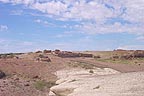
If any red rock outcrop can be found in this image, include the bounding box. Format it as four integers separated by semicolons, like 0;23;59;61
57;51;93;58
36;54;51;62
43;50;52;54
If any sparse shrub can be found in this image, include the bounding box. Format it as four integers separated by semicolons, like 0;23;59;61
34;80;55;91
112;55;119;59
93;55;101;58
93;85;100;89
69;61;96;69
38;54;45;58
0;53;15;59
89;70;94;73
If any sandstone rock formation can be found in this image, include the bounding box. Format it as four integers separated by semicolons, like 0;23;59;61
35;54;51;62
43;50;52;54
35;51;42;53
49;68;144;96
133;50;144;58
57;51;93;58
54;49;61;54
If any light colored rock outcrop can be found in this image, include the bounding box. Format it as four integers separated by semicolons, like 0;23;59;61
50;68;120;96
48;91;56;96
49;68;144;96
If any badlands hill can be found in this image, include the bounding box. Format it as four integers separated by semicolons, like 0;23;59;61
0;49;144;96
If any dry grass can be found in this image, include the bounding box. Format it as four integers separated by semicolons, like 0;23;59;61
68;61;96;69
83;51;144;65
95;57;144;65
33;80;55;91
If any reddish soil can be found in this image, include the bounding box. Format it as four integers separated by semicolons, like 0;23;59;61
0;51;144;96
0;54;67;96
69;58;144;73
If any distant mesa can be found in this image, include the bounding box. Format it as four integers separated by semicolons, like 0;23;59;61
54;49;61;54
34;49;93;58
112;50;144;60
35;51;42;53
114;49;127;51
43;50;52;54
57;51;93;58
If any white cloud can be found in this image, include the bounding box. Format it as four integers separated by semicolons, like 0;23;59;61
34;19;41;23
121;0;144;23
11;10;23;15
117;45;144;50
0;0;144;35
31;1;67;16
77;22;144;34
0;39;37;53
34;19;56;27
136;35;144;41
0;25;8;31
0;0;143;22
0;0;9;3
22;41;33;46
54;32;73;38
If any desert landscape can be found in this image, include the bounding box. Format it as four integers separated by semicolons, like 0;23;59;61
0;0;144;96
0;49;144;96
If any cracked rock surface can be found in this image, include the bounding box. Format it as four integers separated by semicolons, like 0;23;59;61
49;68;144;96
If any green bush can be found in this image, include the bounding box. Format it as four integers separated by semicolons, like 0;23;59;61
34;80;55;91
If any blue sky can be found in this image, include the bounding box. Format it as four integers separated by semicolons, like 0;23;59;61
0;0;144;53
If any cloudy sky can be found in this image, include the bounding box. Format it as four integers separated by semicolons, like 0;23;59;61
0;0;144;53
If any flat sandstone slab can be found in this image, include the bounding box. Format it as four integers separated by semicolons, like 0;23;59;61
49;68;144;96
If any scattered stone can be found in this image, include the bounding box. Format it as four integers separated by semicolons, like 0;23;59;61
33;75;39;79
26;80;30;82
24;84;30;86
14;78;19;81
36;54;51;62
1;89;4;91
40;58;51;62
0;70;6;79
3;81;6;83
93;55;101;58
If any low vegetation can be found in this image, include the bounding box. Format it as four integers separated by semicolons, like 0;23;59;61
89;50;144;65
68;61;96;69
33;80;55;91
0;53;23;59
93;85;100;89
89;70;94;73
